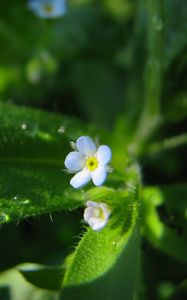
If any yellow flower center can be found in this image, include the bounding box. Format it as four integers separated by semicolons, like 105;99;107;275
86;156;99;171
42;4;54;13
92;207;105;219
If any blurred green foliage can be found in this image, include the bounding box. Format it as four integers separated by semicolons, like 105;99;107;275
0;0;187;299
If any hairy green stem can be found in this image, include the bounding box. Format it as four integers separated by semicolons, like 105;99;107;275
147;133;187;154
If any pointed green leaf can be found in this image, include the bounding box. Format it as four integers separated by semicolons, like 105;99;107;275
60;188;140;300
142;185;187;263
61;227;140;300
0;102;96;224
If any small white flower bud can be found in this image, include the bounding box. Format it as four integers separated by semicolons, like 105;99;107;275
84;201;111;231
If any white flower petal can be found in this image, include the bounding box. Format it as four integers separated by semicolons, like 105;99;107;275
84;203;98;223
88;218;107;231
86;201;98;208
76;136;97;156
64;151;85;172
96;145;112;165
70;169;91;189
84;201;111;231
91;166;107;186
83;207;94;222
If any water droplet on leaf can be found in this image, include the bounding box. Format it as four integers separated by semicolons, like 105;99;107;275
37;131;54;141
58;126;65;134
21;123;28;130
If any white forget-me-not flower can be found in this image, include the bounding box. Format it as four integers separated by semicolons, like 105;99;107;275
84;201;111;231
64;136;112;189
28;0;66;19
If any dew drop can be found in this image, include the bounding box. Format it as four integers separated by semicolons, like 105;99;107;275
152;15;163;31
21;123;28;130
112;240;119;248
37;131;54;141
58;126;65;134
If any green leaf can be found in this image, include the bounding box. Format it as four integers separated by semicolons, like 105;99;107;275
60;188;140;300
18;264;64;291
0;102;96;224
0;264;59;300
142;185;187;263
160;184;187;218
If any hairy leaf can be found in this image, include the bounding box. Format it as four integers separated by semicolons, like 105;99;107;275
60;188;140;300
0;102;97;224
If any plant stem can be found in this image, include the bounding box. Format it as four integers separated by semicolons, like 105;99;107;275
144;0;164;117
134;0;164;148
147;133;187;154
